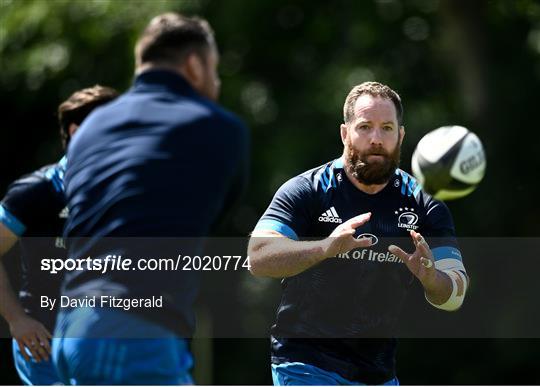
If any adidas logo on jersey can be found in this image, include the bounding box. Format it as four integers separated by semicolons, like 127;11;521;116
318;207;342;223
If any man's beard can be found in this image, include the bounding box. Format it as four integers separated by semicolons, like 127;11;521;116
344;138;401;185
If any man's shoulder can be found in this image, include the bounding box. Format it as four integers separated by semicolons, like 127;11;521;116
3;162;63;199
122;84;247;132
275;158;344;197
198;99;247;133
295;158;344;193
1;161;65;235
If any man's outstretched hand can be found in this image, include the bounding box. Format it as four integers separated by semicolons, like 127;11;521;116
324;212;373;258
388;230;437;289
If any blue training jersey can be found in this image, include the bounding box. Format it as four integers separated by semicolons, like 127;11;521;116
62;70;249;336
253;158;464;384
0;158;67;331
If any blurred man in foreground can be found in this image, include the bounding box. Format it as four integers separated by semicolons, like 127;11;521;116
53;13;249;385
248;82;468;385
0;85;118;385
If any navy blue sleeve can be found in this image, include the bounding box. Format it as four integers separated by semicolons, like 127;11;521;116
222;115;250;214
0;176;49;236
423;199;456;239
423;198;464;269
195;110;250;236
253;176;315;240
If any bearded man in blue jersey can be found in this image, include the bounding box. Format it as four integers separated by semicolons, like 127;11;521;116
248;82;468;385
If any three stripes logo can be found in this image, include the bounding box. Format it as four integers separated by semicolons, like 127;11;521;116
318;207;342;223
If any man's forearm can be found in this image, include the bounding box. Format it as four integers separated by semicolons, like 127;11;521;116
0;225;25;323
0;262;26;323
422;269;453;306
248;237;329;278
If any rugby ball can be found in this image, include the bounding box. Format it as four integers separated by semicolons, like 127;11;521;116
411;125;486;200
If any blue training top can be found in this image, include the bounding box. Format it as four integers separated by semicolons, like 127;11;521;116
0;158;67;331
254;158;463;384
63;70;249;336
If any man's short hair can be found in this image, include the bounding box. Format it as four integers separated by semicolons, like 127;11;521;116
135;13;215;69
343;82;403;125
58;85;118;149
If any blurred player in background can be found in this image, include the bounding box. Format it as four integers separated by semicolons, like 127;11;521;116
248;82;468;385
53;13;249;385
0;85;118;385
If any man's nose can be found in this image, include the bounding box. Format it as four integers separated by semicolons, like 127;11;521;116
369;128;383;145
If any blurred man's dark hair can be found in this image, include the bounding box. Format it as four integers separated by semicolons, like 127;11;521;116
135;12;216;71
58;85;118;149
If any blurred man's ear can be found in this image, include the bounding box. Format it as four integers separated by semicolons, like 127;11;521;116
69;123;79;137
340;124;348;145
182;53;206;92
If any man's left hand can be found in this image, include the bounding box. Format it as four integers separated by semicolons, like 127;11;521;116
388;230;437;290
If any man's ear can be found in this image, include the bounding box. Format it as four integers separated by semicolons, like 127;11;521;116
340;124;348;145
182;53;205;88
68;123;79;137
399;125;405;146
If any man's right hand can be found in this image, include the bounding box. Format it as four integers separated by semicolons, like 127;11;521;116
323;212;373;258
9;315;52;362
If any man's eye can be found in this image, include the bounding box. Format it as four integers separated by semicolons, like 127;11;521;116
383;126;393;131
358;125;370;130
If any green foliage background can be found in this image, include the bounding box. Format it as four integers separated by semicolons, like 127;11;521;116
1;0;539;384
